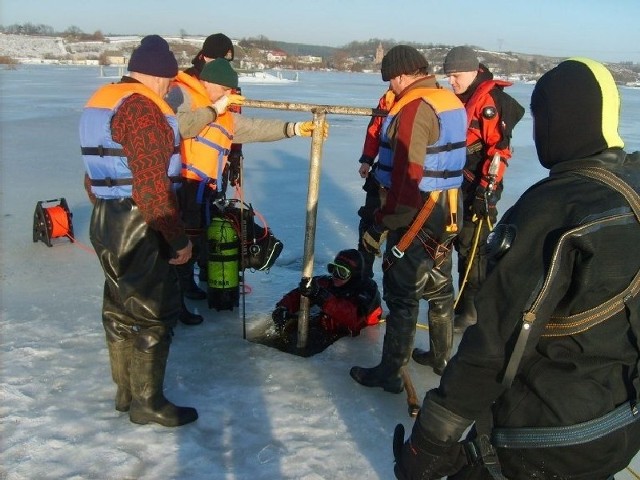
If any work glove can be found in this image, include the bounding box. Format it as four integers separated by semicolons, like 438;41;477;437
299;277;320;298
471;184;497;219
394;395;473;479
227;149;243;187
299;277;332;308
212;93;245;116
393;423;467;480
294;121;329;139
362;224;388;257
272;306;298;339
271;306;291;330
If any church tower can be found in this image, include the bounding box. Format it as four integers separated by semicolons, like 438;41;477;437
374;42;384;64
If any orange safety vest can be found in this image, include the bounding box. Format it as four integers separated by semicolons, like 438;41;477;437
172;71;235;190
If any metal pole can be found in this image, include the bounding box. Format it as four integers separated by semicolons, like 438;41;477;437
243;99;385;118
241;98;386;350
296;109;327;349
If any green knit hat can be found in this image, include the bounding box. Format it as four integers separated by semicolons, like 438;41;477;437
200;58;238;88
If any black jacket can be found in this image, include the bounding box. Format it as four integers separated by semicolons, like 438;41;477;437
432;149;640;478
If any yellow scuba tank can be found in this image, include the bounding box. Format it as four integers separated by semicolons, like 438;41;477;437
207;216;240;311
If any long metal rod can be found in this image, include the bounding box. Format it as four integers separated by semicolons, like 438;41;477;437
243;99;386;117
296;110;327;349
243;98;383;350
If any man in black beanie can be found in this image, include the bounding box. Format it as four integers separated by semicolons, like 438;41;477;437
80;35;198;427
188;33;234;77
350;45;466;392
419;46;524;338
167;32;240;308
392;57;640;480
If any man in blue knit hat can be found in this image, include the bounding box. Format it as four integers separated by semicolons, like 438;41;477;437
81;35;198;427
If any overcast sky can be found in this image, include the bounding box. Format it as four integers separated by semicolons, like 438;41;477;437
2;0;639;63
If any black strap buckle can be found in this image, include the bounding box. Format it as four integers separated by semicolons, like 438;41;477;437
463;434;499;466
463;434;506;479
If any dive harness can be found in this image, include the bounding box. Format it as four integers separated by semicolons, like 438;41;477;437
465;167;640;479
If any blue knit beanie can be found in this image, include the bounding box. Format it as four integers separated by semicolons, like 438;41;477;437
127;35;178;78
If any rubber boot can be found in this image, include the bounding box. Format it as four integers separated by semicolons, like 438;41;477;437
412;305;454;376
129;331;198;427
349;334;411;394
107;338;133;412
177;259;206;301
104;319;134;412
179;300;203;325
453;290;477;333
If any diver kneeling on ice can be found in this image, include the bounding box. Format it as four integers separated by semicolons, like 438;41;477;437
271;249;382;354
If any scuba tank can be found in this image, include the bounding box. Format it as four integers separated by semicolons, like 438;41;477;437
207;216;240;311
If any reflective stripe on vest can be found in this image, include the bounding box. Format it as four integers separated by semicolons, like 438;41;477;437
374;87;466;191
80;82;181;199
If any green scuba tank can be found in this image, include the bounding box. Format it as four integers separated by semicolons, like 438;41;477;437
207;216;240;311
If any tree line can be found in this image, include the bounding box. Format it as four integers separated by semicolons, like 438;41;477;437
2;23;638;79
0;22;104;41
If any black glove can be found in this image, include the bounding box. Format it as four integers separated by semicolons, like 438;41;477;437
271;306;291;330
471;184;497;219
299;277;320;298
299;277;332;307
357;205;375;222
393;423;467;480
362;224;388;256
227;149;243;187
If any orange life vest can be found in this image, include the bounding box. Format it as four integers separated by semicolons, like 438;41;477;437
172;71;235;191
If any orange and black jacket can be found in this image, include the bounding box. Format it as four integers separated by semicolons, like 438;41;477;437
458;64;524;190
360;89;396;163
276;276;382;336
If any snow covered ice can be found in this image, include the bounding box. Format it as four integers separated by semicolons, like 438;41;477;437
1;65;639;479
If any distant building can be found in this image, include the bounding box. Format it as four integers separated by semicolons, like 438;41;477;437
297;55;322;64
106;55;126;65
266;49;288;63
374;42;384;64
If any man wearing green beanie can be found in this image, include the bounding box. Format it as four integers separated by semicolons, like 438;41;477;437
166;55;328;319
